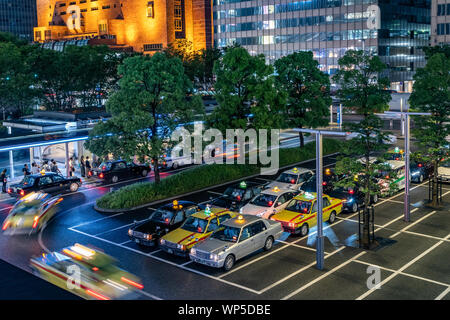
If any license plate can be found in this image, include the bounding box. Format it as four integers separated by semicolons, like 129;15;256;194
167;248;173;254
134;238;140;244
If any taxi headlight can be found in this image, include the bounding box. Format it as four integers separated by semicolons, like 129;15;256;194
412;171;420;176
177;244;186;251
190;248;196;256
128;229;133;236
144;234;152;240
210;254;219;262
160;239;166;245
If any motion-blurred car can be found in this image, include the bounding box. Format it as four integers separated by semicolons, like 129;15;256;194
265;167;313;191
92;160;150;183
159;207;238;257
438;159;450;182
208;181;262;211
240;186;298;219
271;192;343;236
30;243;144;300
190;215;283;271
2;192;63;235
128;200;203;247
8;172;81;197
156;148;193;170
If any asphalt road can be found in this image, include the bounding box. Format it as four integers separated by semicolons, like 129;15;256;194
0;136;449;300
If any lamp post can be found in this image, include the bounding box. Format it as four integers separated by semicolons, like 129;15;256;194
293;128;347;270
383;111;431;222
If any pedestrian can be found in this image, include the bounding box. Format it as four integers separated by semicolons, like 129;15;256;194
22;164;31;176
1;169;7;193
42;160;50;172
31;162;40;174
85;156;92;178
51;160;61;174
80;156;86;177
69;157;74;177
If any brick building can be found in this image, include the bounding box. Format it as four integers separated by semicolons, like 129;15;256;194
34;0;213;53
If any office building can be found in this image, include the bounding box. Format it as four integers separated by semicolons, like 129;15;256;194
0;0;37;40
431;0;450;45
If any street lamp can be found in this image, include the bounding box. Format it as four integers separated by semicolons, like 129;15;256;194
293;128;348;270
383;111;431;222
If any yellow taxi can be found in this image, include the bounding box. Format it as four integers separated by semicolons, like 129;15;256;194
159;206;238;257
271;192;343;237
30;244;144;300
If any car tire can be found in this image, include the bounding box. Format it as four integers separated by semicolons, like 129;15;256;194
69;183;79;192
172;162;179;170
223;255;235;271
263;236;274;251
299;223;309;237
372;194;378;204
419;174;424;183
141;170;148;177
111;175;119;183
328;211;336;224
351;202;358;213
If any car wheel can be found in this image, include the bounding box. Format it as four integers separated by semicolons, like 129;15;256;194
372;194;378;204
299;223;309;237
351;202;358;213
172;162;179;170
141;170;148;177
223;255;235;271
328;211;336;224
111;175;119;183
419;174;424;183
263;236;274;251
69;183;79;192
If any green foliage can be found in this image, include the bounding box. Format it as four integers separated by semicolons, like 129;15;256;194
274;51;331;147
409;51;450;207
332;50;392;213
85;52;204;183
96;139;343;210
209;47;285;133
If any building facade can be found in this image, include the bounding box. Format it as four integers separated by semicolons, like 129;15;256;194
34;0;213;53
0;0;37;40
213;0;431;92
431;0;450;45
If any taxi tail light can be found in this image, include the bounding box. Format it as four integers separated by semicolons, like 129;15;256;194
268;201;273;207
32;216;40;229
2;221;10;231
395;158;399;161
418;163;423;167
322;182;327;186
102;166;106;171
349;189;355;195
85;289;111;300
236;195;241;201
290;179;295;184
121;277;144;290
7;188;12;194
19;190;25;196
164;218;170;224
303;208;308;213
99;173;104;179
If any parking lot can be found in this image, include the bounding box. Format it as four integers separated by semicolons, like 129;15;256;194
62;154;450;300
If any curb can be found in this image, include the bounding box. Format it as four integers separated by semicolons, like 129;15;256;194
94;151;340;214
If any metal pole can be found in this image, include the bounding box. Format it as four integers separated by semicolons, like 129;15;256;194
65;142;70;177
316;133;324;270
339;104;343;129
404;114;410;222
400;98;405;136
9;150;14;180
330;105;333;125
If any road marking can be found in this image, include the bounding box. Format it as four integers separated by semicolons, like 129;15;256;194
435;286;450;300
120;240;132;245
260;246;345;294
356;233;450;300
138;289;163;300
69;211;125;229
94;223;134;236
282;251;366;300
67;227;261;295
207;191;223;196
181;261;193;266
276;240;330;254
390;210;437;238
353;259;449;288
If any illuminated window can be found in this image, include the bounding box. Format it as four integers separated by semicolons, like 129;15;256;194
147;2;154;18
174;19;182;31
174;5;182;18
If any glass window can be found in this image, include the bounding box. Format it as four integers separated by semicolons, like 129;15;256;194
218;214;231;224
240;226;252;241
39;176;53;186
173;210;184;224
147;2;154;18
52;175;65;182
184;206;198;216
323;197;331;208
207;218;219;232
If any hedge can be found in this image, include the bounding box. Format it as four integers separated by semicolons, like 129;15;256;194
96;138;343;210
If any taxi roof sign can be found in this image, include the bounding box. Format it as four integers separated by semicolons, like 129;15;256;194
292;167;299;173
239;181;247;189
272;186;280;192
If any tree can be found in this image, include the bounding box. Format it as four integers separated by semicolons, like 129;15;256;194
85;52;203;183
274;51;332;148
409;52;450;208
208;46;285;133
332;50;392;249
0;42;39;118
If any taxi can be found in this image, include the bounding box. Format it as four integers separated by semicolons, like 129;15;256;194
30;243;144;300
159;206;238;257
265;167;313;191
240;186;298;219
2;192;63;235
271;192;343;237
376;160;406;196
385;147;405;161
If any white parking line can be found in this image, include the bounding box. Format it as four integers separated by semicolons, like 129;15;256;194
435;286;450;300
67;227;261;295
94;223;134;237
389;210;437;238
120;240;132;245
276;240;330;254
356;233;450;300
70;212;125;229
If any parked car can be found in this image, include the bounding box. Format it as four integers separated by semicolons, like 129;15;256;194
208;181;262;212
128;200;203;247
410;161;433;183
438;159;450;182
327;185;366;213
8;172;81;197
189;215;283;271
265;167;314;191
299;168;343;194
92;160;150;183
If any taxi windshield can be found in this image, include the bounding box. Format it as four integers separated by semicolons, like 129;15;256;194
99;162;112;170
223;187;245;198
21;176;35;186
212;226;240;242
250;194;277;207
276;173;297;184
150;209;174;224
182;216;208;233
285;199;312;214
12;200;42;215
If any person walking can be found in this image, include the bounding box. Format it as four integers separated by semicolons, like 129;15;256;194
68;157;75;177
80;156;86;178
31;162;40;174
22;164;31;176
51;160;61;174
85;156;92;178
1;169;7;193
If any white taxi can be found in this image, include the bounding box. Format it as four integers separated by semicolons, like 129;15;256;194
265;167;313;191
